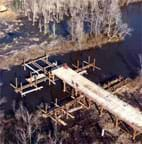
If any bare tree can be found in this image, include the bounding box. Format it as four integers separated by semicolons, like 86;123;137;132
19;0;130;43
14;103;40;144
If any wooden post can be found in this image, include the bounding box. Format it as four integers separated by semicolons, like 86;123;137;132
20;82;23;94
45;53;48;61
34;75;37;87
94;103;100;114
75;89;78;96
115;117;119;128
45;104;48;112
53;110;58;139
15;77;18;89
77;60;80;69
84;97;91;109
55;98;58;107
63;81;66;92
132;129;137;140
65;105;69;119
23;59;26;71
99;106;104;117
48;72;51;86
44;53;48;64
30;72;32;86
71;89;75;97
93;58;96;71
88;56;91;63
52;74;55;82
44;68;47;82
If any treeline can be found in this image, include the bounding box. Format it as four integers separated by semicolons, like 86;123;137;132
15;0;131;46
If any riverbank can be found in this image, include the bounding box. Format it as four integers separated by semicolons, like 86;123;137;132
119;0;142;6
0;34;122;70
0;1;141;70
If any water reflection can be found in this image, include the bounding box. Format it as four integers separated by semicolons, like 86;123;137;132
0;32;24;44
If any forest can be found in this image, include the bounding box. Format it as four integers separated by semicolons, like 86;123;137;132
21;0;130;43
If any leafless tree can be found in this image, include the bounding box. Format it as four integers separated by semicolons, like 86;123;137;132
14;102;40;144
20;0;130;44
12;102;63;144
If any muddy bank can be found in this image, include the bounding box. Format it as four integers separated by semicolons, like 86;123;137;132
0;35;121;70
0;16;122;69
119;0;142;6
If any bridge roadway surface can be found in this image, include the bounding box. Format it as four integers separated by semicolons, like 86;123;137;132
52;66;142;133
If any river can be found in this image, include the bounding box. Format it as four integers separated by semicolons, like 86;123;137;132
0;3;142;111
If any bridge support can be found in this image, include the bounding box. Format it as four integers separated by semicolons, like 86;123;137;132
52;66;142;140
99;106;104;117
10;55;142;140
63;81;66;92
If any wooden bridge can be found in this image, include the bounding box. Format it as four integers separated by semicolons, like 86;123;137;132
10;55;142;140
52;65;142;140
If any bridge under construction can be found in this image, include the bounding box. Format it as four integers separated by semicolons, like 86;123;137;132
10;55;142;140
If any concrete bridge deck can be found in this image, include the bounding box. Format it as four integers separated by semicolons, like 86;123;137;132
52;66;142;134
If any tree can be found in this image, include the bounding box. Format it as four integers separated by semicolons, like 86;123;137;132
14;102;40;144
19;0;130;44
